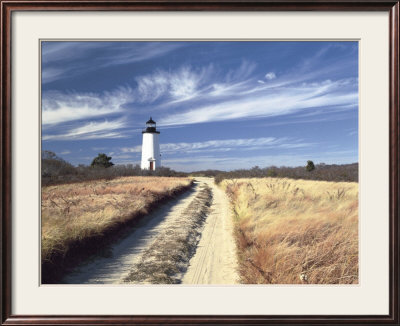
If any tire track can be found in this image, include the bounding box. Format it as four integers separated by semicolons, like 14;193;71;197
190;203;219;283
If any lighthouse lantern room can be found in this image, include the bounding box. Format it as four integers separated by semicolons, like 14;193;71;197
141;117;161;171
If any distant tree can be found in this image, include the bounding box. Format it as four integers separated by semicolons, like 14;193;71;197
41;150;75;179
306;160;315;172
42;150;58;160
90;153;114;168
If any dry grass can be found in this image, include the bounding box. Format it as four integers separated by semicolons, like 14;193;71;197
221;178;358;284
41;176;192;264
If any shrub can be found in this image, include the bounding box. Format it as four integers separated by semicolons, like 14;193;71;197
306;160;315;172
266;168;277;177
90;153;114;168
214;174;225;185
42;151;76;179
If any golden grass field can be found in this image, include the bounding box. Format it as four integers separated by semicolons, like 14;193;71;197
221;178;358;284
41;176;192;264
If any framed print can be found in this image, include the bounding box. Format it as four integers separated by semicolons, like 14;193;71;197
1;1;399;325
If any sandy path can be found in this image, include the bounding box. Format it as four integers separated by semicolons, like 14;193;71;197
62;178;239;284
63;183;202;284
182;178;239;284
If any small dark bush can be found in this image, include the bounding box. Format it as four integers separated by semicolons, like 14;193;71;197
266;168;278;177
214;174;225;185
90;153;114;168
306;160;315;172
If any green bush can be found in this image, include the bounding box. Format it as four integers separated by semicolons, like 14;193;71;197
90;153;114;168
214;174;225;185
306;160;315;172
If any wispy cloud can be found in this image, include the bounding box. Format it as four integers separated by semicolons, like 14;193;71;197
121;144;142;153
42;42;183;84
42;87;134;125
135;60;257;105
161;137;280;154
207;61;256;98
41;67;67;84
42;42;105;64
143;47;358;125
159;78;358;126
226;60;257;82
43;119;126;141
265;72;276;80
121;137;313;155
135;65;214;103
348;130;358;136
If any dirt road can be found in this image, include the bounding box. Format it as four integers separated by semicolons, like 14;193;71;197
182;178;239;284
62;178;238;284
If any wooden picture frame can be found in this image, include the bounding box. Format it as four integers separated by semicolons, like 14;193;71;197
1;1;399;325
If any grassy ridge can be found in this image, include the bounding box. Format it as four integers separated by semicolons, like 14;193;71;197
41;176;192;283
221;178;358;284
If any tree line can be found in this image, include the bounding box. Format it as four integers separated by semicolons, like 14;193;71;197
42;150;358;186
211;162;358;184
42;151;185;186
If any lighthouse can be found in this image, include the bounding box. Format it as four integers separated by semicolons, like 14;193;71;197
141;117;161;170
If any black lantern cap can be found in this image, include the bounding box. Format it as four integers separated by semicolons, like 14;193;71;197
142;117;160;134
146;117;156;125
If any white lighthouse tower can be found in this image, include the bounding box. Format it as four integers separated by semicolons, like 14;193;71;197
141;117;161;170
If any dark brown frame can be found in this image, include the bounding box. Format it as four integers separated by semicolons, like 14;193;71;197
1;1;399;325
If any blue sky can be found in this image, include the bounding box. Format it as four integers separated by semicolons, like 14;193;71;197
41;41;358;172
